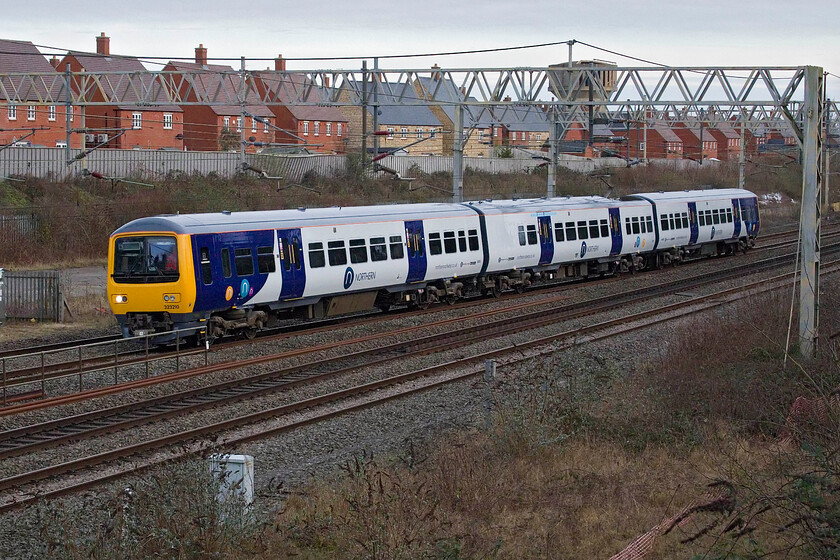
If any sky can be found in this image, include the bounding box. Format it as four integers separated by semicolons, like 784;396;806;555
4;0;839;97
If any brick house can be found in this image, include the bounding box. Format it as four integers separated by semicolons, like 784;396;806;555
634;124;683;159
253;56;349;154
414;73;502;157
672;122;717;162
163;45;275;152
706;122;742;161
0;39;68;148
339;78;444;157
498;104;550;153
59;33;184;150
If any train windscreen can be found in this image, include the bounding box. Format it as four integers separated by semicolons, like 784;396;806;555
112;235;179;283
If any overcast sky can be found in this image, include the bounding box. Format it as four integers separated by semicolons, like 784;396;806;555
5;0;839;95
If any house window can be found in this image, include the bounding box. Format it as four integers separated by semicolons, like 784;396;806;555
8;105;16;120
132;112;142;129
163;113;173;130
387;127;394;139
416;127;423;139
478;131;484;141
314;121;320;136
27;106;36;121
236;117;242;132
326;122;332;136
48;106;56;121
303;121;309;135
400;127;407;139
68;106;73;122
223;116;230;128
337;123;342;136
264;119;269;133
252;117;257;132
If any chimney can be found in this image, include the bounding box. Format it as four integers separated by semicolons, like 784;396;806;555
503;95;511;102
195;44;208;65
324;76;330;88
96;32;110;56
274;54;286;71
431;64;441;80
49;55;60;69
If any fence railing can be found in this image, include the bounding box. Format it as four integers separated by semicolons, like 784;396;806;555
2;269;63;322
0;146;636;182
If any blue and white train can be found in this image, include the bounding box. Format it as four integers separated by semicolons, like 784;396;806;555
107;188;760;342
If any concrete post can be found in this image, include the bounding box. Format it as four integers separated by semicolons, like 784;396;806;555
453;104;464;203
0;268;5;326
799;66;824;358
547;109;557;198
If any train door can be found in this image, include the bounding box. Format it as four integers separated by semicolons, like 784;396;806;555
277;228;305;300
608;208;622;255
739;197;760;236
731;199;742;238
537;216;554;265
405;220;427;283
688;202;699;244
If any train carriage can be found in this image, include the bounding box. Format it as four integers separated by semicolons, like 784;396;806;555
108;188;760;343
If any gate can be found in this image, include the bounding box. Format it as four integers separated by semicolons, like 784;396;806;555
3;270;64;322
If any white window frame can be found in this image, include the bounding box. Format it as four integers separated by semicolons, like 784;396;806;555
8;104;16;121
314;121;320;136
251;117;257;132
400;127;407;139
163;113;173;130
27;106;36;121
131;112;142;130
326;122;331;136
236;117;242;132
303;121;309;135
48;105;56;121
223;116;230;129
264;119;269;133
387;127;394;139
416;127;423;139
337;123;342;136
68;106;73;122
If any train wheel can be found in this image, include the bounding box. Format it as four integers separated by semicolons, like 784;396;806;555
243;327;257;340
514;284;525;294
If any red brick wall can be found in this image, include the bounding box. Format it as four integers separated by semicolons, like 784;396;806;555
0;104;70;147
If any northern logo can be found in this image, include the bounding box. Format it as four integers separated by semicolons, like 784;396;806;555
580;241;587;258
343;266;354;290
239;279;250;299
711;226;716;239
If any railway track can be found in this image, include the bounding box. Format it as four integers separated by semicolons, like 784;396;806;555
1;252;836;515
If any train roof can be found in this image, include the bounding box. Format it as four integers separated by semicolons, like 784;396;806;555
622;188;756;203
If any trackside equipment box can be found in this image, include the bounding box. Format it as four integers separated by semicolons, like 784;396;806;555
210;454;254;506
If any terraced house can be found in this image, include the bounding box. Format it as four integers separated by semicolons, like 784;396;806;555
0;39;67;148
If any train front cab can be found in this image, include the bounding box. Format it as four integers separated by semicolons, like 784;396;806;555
108;232;198;341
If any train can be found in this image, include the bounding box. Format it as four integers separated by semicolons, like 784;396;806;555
107;188;760;344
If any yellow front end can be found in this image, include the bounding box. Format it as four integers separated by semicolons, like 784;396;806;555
107;232;197;338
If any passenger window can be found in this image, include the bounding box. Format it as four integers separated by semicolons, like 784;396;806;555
588;220;599;239
443;231;457;253
713;210;720;225
429;232;442;255
349;238;367;263
661;215;669;231
389;236;404;260
646;216;653;232
200;247;212;285
468;229;479;251
235;248;254;276
565;221;577;241
458;230;467;252
257;246;276;273
517;225;526;246
554;223;565;242
577;221;588;240
669;214;676;230
600;219;609;237
221;248;231;278
328;240;347;266
682;213;689;228
733;205;741;221
308;242;325;268
625;217;632;235
370;237;387;262
526;225;538;245
632;216;640;235
726;209;733;223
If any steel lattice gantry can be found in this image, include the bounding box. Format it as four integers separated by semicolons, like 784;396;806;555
0;63;828;356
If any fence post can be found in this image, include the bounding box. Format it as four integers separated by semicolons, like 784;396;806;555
0;267;5;326
484;359;496;430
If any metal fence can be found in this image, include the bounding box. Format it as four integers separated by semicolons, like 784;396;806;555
0;146;634;182
0;213;38;246
0;268;5;325
2;269;63;322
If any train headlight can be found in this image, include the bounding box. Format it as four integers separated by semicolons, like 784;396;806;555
114;294;128;304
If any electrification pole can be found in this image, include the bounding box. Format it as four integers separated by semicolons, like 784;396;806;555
547;108;557;198
798;65;824;359
372;57;380;160
453;104;464;203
